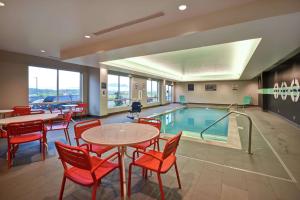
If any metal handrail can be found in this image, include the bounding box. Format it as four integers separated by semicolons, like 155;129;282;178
227;103;239;110
200;111;253;154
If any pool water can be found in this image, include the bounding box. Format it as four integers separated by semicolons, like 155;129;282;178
157;107;229;141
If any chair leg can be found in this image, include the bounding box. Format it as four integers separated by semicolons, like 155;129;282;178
7;144;11;168
42;141;46;160
128;164;133;197
64;129;71;145
119;166;124;197
92;183;98;200
142;168;145;178
144;169;148;180
63;129;68;144
174;161;182;189
157;173;165;200
59;176;66;200
157;140;160;152
39;139;42;152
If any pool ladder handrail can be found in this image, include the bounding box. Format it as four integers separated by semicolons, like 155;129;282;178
227;103;239;110
200;111;253;154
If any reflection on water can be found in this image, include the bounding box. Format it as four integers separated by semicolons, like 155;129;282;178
158;108;228;139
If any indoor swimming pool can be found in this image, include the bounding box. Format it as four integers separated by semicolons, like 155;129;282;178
157;107;229;141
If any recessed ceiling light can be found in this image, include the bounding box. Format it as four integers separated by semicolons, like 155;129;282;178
0;2;5;7
84;35;91;39
178;4;187;11
40;50;46;53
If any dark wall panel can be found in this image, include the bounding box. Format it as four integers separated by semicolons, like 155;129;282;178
262;53;300;125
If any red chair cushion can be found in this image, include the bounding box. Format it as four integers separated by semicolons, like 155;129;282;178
134;150;176;173
90;144;114;155
65;156;118;186
10;133;43;144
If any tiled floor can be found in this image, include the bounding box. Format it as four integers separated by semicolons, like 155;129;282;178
0;104;300;200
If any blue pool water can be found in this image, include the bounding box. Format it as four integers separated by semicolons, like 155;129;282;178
157;107;229;141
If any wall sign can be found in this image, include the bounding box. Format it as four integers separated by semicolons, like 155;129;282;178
101;82;107;89
205;84;217;91
269;78;300;102
188;84;194;91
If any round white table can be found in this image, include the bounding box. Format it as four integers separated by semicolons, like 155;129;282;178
0;110;13;118
0;113;59;125
82;123;159;198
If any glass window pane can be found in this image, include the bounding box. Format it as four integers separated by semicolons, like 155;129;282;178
58;70;81;102
152;81;158;102
107;74;130;108
108;74;119;108
29;66;57;105
147;80;152;97
152;81;158;97
120;76;130;106
165;85;169;101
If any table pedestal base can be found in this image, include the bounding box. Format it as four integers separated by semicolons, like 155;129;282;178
119;146;127;199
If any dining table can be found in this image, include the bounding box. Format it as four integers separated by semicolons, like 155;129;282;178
0;110;13;119
81;123;159;198
0;113;59;126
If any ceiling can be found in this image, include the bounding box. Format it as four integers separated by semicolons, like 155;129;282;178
83;11;300;81
102;38;261;81
0;0;255;58
0;0;300;81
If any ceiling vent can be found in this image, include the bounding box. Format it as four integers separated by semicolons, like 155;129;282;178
93;12;165;36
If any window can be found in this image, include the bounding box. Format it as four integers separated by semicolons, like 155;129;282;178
107;74;130;108
165;85;173;102
29;67;57;104
28;66;82;109
147;80;159;103
59;70;81;102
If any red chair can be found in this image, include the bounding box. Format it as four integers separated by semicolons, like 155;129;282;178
73;103;88;119
74;119;114;157
12;106;31;116
130;118;162;152
128;132;182;200
0;128;7;138
48;105;63;115
55;141;124;200
46;112;72;145
6;120;47;168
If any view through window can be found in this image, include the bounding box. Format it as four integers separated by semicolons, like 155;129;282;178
165;84;173;102
147;80;159;103
107;74;130;108
28;66;82;109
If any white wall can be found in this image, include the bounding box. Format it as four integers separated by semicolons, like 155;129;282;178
175;80;258;105
88;67;100;116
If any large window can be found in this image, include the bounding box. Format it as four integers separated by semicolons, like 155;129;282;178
28;66;82;109
59;70;81;102
107;74;130;108
165;84;173;102
147;80;159;103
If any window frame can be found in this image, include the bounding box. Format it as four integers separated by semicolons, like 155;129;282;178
147;80;159;104
28;66;83;107
107;74;131;108
165;84;173;102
